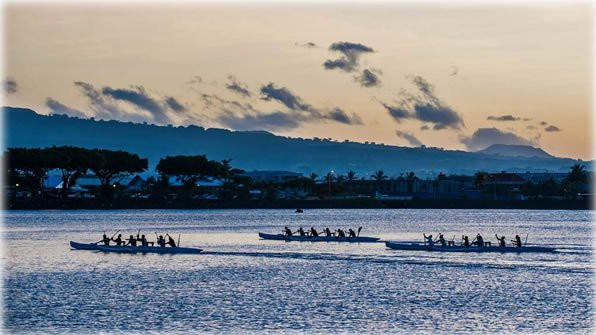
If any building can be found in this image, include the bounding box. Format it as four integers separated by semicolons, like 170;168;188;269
239;170;303;183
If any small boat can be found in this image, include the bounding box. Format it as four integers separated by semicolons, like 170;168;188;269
295;208;304;213
258;232;380;243
385;241;556;253
70;241;203;254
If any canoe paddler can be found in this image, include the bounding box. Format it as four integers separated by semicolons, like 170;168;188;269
296;227;306;236
495;234;506;247
512;235;522;248
472;233;484;247
435;233;447;246
111;234;124;246
337;229;346;238
139;234;148;247
348;229;356;238
324;228;332;237
283;227;293;236
166;234;177;247
310;227;319;237
423;234;434;246
462;235;470;247
157;235;166;247
126;235;137;247
98;233;110;246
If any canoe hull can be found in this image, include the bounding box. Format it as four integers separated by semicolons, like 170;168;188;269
385;242;556;253
96;245;203;254
70;241;202;254
259;232;380;243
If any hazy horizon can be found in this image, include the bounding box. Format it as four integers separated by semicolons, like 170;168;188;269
3;3;592;160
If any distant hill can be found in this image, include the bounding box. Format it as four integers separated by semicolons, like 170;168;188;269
477;144;553;159
3;106;585;177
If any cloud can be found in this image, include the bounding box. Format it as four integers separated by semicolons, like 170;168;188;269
74;81;126;120
295;42;318;48
545;125;561;132
46;98;87;118
487;115;521;121
539;121;548;126
323;41;374;72
460;127;535;151
396;130;423;146
420;125;430;131
4;78;17;94
327;107;362;125
101;86;172;124
526;125;537;130
164;96;187;112
260;83;313;111
449;66;459;77
380;102;411;122
260;83;362;125
225;75;251;97
354;69;381;87
380;76;464;130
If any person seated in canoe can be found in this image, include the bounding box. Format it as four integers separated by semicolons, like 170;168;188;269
348;228;356;238
512;235;522;248
462;235;470;247
166;234;177;247
157;235;166;247
434;233;447;246
138;234;149;247
337;229;346;238
98;234;110;246
423;234;434;246
310;227;319;237
111;234;124;246
296;227;306;236
495;234;506;247
324;228;332;237
126;235;137;247
283;227;293;236
472;233;484;247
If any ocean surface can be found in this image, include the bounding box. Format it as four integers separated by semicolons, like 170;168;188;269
2;209;593;334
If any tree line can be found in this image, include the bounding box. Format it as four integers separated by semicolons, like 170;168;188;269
6;146;243;200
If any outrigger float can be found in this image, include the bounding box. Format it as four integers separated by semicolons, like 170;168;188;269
258;232;380;243
385;241;556;253
70;241;203;254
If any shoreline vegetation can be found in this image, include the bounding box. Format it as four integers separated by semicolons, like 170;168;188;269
6;146;592;211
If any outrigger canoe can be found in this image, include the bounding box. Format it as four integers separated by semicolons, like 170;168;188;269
385;241;556;253
70;241;203;254
258;232;380;243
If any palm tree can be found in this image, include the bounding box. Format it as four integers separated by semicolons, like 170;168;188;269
563;164;587;198
371;170;387;195
309;173;318;182
347;170;356;182
371;170;387;181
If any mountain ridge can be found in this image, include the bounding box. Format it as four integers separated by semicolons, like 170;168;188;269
3;106;584;176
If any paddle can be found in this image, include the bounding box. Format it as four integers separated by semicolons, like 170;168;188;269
110;230;120;239
357;227;362;237
524;233;529;246
178;234;181;247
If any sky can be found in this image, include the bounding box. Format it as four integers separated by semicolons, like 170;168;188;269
2;3;592;160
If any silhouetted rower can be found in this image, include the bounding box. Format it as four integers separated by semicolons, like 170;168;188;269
111;234;123;246
495;234;506;247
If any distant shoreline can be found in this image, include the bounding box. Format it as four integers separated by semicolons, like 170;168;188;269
6;198;592;210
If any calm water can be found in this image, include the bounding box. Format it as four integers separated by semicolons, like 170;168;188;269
2;209;593;334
